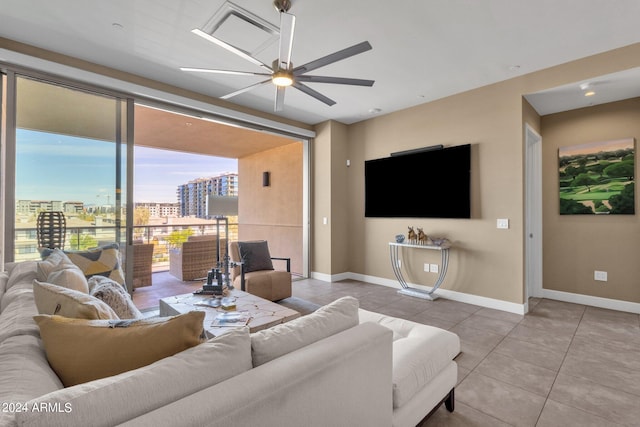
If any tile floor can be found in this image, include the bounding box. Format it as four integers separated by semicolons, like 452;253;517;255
135;273;640;426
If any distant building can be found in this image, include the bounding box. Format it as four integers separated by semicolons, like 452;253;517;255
135;202;181;218
16;200;81;215
177;173;238;218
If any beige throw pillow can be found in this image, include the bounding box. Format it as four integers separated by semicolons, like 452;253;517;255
34;311;205;387
251;296;359;367
32;280;118;320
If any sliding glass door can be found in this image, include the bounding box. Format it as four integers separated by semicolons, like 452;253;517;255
4;73;133;285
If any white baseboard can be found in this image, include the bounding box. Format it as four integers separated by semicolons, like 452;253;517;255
543;289;640;314
311;272;527;315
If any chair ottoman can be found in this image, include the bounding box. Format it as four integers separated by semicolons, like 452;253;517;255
359;308;460;427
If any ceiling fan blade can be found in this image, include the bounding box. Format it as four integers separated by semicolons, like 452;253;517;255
293;41;372;75
180;67;271;77
278;12;296;70
275;86;286;111
293;82;336;106
295;75;374;86
220;79;271;100
191;29;273;72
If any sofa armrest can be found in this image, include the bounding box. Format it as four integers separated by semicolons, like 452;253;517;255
120;322;393;427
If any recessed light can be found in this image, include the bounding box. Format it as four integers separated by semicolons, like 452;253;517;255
508;65;521;71
584;91;596;97
368;108;382;114
579;82;591;91
112;22;124;30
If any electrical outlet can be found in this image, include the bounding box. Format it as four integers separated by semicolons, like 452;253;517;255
594;270;607;281
424;263;429;272
430;264;439;273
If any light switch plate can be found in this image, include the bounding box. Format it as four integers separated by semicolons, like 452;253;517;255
497;218;509;229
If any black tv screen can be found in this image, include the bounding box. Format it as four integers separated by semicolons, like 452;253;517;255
364;144;471;218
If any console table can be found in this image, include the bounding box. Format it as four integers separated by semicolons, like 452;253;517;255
389;242;450;301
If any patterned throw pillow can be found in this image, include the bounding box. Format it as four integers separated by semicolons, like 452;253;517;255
42;244;126;288
88;276;143;320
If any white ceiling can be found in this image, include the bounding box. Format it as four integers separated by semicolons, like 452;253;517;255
1;0;640;125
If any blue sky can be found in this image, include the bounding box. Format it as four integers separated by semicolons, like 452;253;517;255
16;129;237;204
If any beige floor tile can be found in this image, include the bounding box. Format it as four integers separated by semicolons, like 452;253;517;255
422;401;512;427
507;323;573;354
536;399;623;427
561;337;640;397
457;372;546;427
493;336;565;372
549;372;640;426
474;352;557;397
457;313;519;336
474;306;524;324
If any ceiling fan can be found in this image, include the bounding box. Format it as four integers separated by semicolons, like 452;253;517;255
181;0;375;111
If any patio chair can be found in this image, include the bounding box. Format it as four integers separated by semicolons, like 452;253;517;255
132;243;154;289
229;240;292;301
169;235;226;281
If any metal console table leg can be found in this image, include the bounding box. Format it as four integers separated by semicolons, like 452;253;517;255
389;242;450;301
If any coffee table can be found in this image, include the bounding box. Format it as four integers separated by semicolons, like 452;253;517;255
159;289;300;337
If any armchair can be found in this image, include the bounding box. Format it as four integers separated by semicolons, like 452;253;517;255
132;243;154;289
169;236;227;281
229;240;292;301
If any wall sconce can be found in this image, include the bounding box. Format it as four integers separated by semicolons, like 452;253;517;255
262;171;270;187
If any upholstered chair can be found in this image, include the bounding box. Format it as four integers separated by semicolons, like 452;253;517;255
229;240;292;301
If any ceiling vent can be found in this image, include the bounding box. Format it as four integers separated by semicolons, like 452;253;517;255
197;1;279;57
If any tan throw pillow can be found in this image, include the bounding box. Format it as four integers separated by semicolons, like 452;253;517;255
88;276;143;319
251;296;360;367
34;311;205;387
32;280;118;320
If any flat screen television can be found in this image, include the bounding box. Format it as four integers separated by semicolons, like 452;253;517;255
364;144;471;218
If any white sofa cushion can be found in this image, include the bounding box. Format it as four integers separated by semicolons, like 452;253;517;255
0;271;9;310
0;288;40;345
0;335;63;406
251;296;359;367
5;262;37;295
16;327;252;427
359;308;460;409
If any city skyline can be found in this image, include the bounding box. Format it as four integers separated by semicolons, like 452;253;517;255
16;129;238;205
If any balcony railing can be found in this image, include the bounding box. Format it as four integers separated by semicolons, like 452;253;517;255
14;222;239;271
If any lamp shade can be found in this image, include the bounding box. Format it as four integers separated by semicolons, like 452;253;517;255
206;195;238;217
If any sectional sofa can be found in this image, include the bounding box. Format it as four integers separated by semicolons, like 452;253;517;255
0;257;459;427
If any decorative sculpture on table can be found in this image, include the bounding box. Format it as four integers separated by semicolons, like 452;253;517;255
407;227;417;243
417;228;434;246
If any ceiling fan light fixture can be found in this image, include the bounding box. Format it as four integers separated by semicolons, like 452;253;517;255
272;70;293;87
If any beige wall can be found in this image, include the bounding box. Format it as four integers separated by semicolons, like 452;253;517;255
312;120;350;275
315;43;640;307
541;97;640;303
238;142;303;275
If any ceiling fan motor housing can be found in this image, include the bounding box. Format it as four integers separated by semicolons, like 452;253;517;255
274;0;291;13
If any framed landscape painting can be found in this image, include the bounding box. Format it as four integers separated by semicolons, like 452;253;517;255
558;138;635;215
